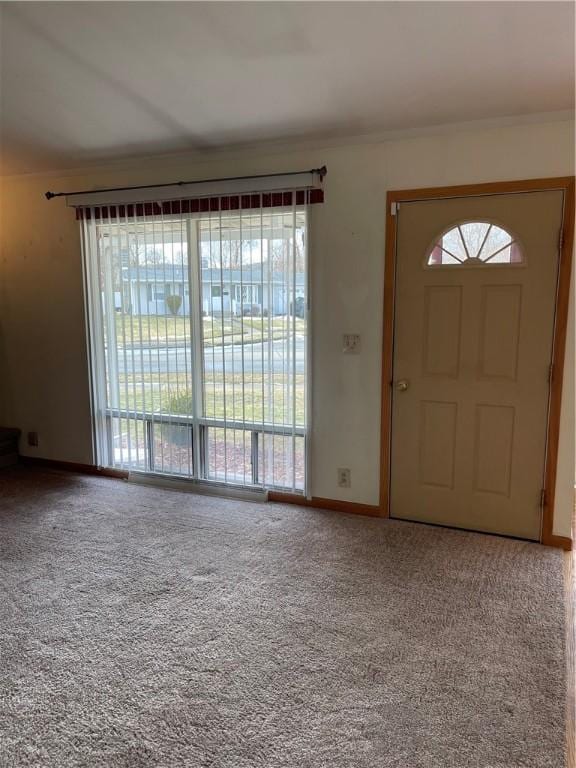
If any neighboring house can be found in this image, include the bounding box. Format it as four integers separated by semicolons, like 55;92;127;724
120;263;305;317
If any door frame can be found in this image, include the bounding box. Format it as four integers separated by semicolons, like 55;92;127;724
380;177;575;549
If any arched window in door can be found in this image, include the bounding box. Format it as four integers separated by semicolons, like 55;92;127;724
427;222;523;266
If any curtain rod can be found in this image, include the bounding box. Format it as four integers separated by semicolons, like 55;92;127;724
45;166;327;200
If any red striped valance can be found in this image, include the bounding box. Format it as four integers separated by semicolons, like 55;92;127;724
76;188;323;221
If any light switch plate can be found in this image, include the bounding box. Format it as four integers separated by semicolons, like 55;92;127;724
343;334;360;353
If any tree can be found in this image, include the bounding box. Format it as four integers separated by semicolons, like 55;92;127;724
203;238;258;269
269;230;305;273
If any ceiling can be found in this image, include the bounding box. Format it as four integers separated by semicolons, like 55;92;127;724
1;1;574;176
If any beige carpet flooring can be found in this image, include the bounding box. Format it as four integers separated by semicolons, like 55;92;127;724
0;467;567;767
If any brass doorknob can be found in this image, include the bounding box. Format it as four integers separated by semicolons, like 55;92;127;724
395;379;409;391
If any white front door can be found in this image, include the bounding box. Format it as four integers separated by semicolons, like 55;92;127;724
390;190;563;540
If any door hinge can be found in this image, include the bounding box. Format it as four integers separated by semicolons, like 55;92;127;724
548;363;554;383
391;202;399;216
559;229;564;250
540;488;547;508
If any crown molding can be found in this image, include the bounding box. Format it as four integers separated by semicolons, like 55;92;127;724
2;110;573;183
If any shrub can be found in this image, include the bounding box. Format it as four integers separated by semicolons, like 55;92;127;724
166;390;193;415
166;295;183;316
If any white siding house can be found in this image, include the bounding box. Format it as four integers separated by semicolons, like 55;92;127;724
121;264;305;317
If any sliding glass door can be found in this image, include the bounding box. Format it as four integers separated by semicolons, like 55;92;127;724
81;195;308;493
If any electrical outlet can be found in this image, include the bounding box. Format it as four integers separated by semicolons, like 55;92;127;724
27;431;38;447
337;467;351;488
343;334;360;353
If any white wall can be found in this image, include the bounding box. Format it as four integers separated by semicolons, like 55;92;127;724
0;117;574;536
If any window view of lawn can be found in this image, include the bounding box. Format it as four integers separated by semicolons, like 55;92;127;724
108;310;306;487
96;209;307;490
115;314;305;347
115;370;306;425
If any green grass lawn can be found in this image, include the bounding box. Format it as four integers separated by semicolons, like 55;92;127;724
114;314;305;347
115;372;306;425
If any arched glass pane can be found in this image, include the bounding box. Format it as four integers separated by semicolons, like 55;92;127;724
441;227;467;262
459;222;491;258
477;225;513;261
427;222;522;266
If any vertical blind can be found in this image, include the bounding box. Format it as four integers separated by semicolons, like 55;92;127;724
79;188;321;493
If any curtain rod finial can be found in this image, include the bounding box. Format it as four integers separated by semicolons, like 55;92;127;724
45;191;55;200
318;165;327;179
